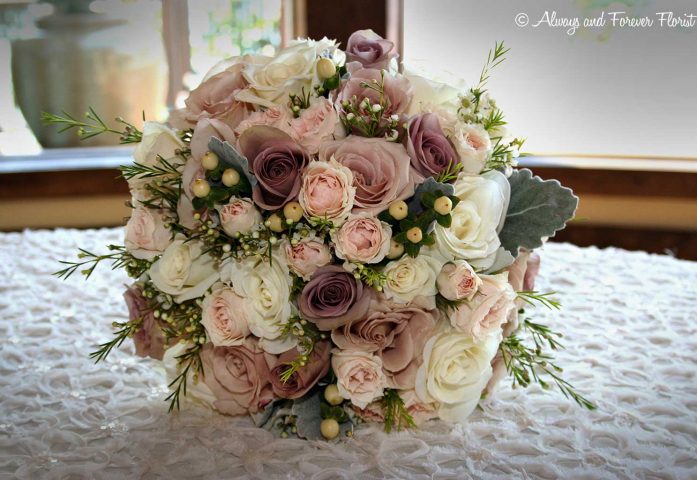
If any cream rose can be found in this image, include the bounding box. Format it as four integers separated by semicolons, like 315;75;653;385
436;260;481;301
444;122;492;175
415;326;500;423
332;214;391;264
149;238;219;303
215;197;262;237
450;273;516;341
124;205;171;260
283;238;332;281
164;342;217;409
200;282;250;347
403;66;466;116
383;249;445;305
434;170;510;270
298;159;355;225
222;254;296;354
331;349;387;409
130;122;183;192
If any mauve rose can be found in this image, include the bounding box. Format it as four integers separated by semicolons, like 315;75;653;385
269;340;331;399
319;137;415;215
298;265;373;331
336;68;412;117
238;125;309;210
234;106;295;138
406;113;460;180
291;97;342;154
283;238;332;281
124;285;166;360
171;59;253;131
332;295;438;389
298;159;355;225
215;197;262;237
332;214;391;264
345;29;397;70
436;260;482;302
199;339;276;416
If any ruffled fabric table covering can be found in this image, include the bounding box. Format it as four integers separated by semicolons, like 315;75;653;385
1;228;696;479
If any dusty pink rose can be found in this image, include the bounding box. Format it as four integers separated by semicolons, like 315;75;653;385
124;205;172;260
238;125;309;210
331;295;438;389
171;60;253;131
351;401;385;423
345;29;397;70
269;340;331;399
450;273;517;340
436;260;482;301
199;339;276;416
284;238;331;281
332;214;391;264
201;283;250;347
215;197;262;237
401;389;439;426
336;68;412;117
319;137;415;215
331;349;387;408
291;98;341;154
190;118;236;161
177;156;216;229
406;113;460;181
124;285;166;360
484;351;508;397
502;250;541;337
298;160;355;225
234;106;295;138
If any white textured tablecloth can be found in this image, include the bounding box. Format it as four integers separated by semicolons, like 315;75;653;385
1;228;696;479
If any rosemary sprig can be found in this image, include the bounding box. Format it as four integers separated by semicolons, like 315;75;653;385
279;316;323;383
435;294;468;314
42;107;142;143
54;244;151;280
119;156;183;181
89;320;141;363
165;343;204;412
382;389;416;433
434;160;464;184
474;41;510;94
516;290;561;310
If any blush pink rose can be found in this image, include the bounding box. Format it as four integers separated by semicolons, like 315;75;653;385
332;214;391;264
199;338;276;416
436;260;482;302
336;68;412;117
201;283;250;347
298;160;355;225
124;205;172;260
319;137;415;215
124;285;166;360
284;238;332;281
177;156;215;230
291;98;342;154
331;349;387;409
502;250;541;337
215;197;262;237
234;106;295;138
450;273;517;341
401;389;439;426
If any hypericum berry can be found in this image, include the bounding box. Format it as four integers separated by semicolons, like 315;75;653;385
192;179;210;198
406;227;423;244
324;384;343;406
283;201;304;222
387;239;404;259
201;151;219;170
267;213;284;233
320;418;340;440
388;200;408;220
316;57;336;80
433;196;453;215
222;168;240;187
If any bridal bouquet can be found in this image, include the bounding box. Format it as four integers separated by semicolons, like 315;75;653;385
51;29;592;440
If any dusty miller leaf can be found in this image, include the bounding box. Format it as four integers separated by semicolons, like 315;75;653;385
499;169;578;255
291;391;323;440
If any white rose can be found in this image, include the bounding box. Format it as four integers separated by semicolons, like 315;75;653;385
415;325;500;423
383;248;445;305
130;122;183;192
163;341;216;408
149;238;219;303
215;197;262;237
237;38;344;109
444;122;492;174
222;254;296;354
200;282;250;347
124;205;172;260
332;349;387;409
450;273;516;341
403;65;466;116
434;170;510;270
436;260;481;301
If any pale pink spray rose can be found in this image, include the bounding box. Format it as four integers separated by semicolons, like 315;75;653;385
124;285;166;360
199;338;277;416
319;137;415;215
201;283;250;347
291;97;342;154
298;159;355;225
401;389;439;426
124;205;172;260
283;238;332;281
331;349;387;409
436;260;482;302
332;214;391;264
450;273;517;341
234;106;295;138
345;29;397;70
215;197;262;237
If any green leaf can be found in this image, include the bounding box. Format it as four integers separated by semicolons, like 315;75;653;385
436;214;452;228
404;242;420;257
191;197;207;211
499;169;578;255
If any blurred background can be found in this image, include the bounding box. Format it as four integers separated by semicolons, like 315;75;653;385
0;0;695;258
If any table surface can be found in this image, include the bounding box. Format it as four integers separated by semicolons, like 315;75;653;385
1;228;696;480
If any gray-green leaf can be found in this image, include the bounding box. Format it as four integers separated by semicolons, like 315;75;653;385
291;391;323;440
499;169;578;255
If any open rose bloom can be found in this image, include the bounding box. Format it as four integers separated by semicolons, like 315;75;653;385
58;29;583;441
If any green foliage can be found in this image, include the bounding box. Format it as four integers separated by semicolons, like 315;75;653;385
517;291;562;310
165;344;204;412
54;244;151;280
89;320;141;363
435;294;468;314
382;389;416;433
42;107;142;143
